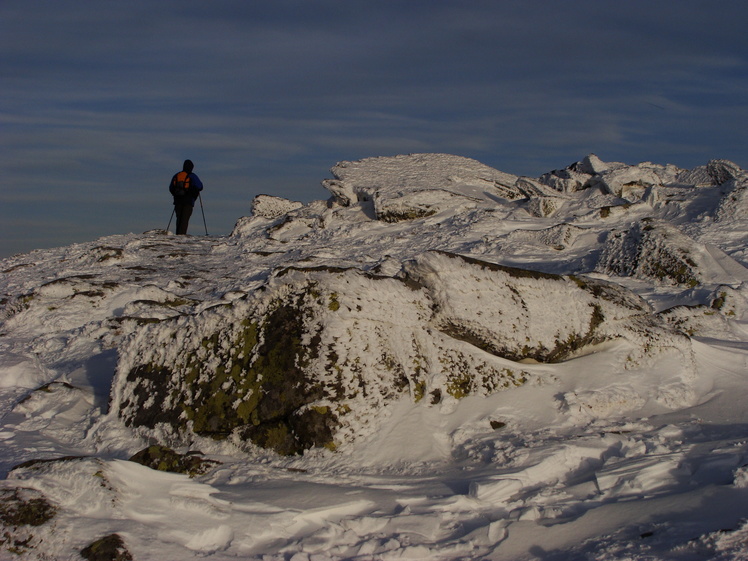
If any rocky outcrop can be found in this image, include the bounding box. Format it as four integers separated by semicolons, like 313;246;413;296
322;153;523;220
707;159;744;186
112;251;690;455
128;445;220;477
537;154;697;205
714;164;748;223
81;534;133;561
538;154;610;193
596;219;748;287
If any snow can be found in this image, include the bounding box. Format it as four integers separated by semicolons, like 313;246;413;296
1;153;748;559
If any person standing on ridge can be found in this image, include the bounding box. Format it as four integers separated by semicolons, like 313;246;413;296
169;159;204;235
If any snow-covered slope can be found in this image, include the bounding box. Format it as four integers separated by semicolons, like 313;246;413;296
1;153;748;560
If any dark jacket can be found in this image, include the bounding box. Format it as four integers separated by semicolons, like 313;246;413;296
169;171;204;207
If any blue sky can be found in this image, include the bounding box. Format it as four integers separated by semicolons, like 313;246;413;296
2;0;747;258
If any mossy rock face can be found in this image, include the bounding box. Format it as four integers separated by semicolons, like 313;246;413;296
128;445;220;477
378;207;437;223
597;220;702;287
118;288;338;455
0;488;56;528
81;533;133;561
177;298;335;454
121;364;183;428
240;407;336;454
114;254;687;454
0;487;56;555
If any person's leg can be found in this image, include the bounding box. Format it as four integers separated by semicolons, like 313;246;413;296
174;204;183;234
175;204;193;235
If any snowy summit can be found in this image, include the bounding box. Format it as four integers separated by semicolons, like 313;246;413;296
1;153;748;560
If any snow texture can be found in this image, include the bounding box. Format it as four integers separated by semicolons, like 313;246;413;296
1;153;748;560
251;194;304;219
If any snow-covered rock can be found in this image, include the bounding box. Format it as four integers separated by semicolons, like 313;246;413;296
589;161;680;203
597;218;748;287
322;153;523;220
715;167;748;223
250;194;303;219
110;250;691;455
537;154;621;193
707;159;744;185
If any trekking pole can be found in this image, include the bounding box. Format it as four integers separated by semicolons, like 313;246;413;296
166;208;175;232
198;193;208;236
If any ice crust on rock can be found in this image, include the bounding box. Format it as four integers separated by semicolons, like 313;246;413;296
250;194;303;219
322;153;523;221
597;218;748;287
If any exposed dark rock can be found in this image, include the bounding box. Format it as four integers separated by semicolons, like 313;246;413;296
117;289;338;455
378;206;438;223
597;220;702;287
128;445;220;477
81;534;133;561
11;455;90;471
0;488;56;527
122;365;182;428
707;159;743;185
0;487;56;555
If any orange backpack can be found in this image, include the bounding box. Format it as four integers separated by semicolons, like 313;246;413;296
173;171;191;196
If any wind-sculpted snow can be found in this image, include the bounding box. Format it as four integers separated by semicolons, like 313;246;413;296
322;153;523;221
111;249;694;457
250;193;304;219
3;153;748;559
402;251;689;362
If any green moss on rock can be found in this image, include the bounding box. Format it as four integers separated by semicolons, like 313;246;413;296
128;445;220;477
81;533;133;561
378;207;437;223
446;371;474;399
125;290;337;455
0;488;56;528
413;380;427;402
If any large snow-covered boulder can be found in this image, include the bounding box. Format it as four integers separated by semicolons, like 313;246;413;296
111;251;690;455
596;219;748;286
583;159;681;203
322;153;523;221
402;251;688;363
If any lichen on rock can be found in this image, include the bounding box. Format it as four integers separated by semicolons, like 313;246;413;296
111;250;690;455
128;445;220;477
595;218;745;287
113;281;342;455
81;533;133;561
0;487;56;555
